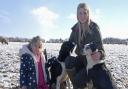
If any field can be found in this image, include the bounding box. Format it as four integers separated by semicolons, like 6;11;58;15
0;42;128;89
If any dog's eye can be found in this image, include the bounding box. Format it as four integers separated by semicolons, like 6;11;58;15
86;46;90;50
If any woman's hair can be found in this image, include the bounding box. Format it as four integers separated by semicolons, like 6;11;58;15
77;3;91;46
77;3;90;24
28;36;42;51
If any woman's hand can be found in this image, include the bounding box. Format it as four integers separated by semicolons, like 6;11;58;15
91;51;101;61
21;86;27;89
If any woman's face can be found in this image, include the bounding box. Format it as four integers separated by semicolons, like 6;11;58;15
77;8;89;24
32;40;43;55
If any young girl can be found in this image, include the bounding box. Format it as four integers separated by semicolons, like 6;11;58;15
19;36;49;89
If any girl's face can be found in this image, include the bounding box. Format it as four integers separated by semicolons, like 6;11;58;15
77;8;89;24
32;40;43;55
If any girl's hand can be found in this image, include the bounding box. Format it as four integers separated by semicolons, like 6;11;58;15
91;51;101;61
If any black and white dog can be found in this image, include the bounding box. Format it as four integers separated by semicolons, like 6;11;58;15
80;42;100;89
45;41;75;89
81;42;104;74
45;56;62;89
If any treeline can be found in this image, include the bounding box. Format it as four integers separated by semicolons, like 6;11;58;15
5;37;65;43
1;37;45;42
8;37;31;42
46;38;68;43
4;36;67;43
7;37;65;43
103;38;128;45
1;36;128;45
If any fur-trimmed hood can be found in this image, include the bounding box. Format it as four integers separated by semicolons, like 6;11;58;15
19;44;33;57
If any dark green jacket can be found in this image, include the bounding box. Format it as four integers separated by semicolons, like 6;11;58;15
69;21;105;60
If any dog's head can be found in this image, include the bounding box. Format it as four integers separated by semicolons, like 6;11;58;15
81;42;98;55
45;56;58;68
58;41;75;62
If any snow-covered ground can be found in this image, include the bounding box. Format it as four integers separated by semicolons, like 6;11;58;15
0;42;128;89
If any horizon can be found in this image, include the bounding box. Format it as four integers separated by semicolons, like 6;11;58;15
2;36;128;42
0;0;128;40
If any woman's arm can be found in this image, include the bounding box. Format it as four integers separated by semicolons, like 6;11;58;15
92;23;105;60
69;30;75;43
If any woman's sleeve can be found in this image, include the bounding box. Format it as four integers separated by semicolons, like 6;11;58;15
20;54;28;87
69;23;78;43
69;30;76;43
93;24;106;60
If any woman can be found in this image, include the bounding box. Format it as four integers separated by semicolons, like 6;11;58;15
65;3;117;89
19;36;49;89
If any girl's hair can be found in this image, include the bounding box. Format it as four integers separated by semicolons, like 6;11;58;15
28;36;42;51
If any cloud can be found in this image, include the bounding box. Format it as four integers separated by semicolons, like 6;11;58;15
101;22;128;39
31;6;60;40
95;9;101;18
31;6;59;29
90;8;102;22
0;10;11;24
67;13;77;21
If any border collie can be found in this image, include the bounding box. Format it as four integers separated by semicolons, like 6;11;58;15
81;42;104;74
45;41;75;89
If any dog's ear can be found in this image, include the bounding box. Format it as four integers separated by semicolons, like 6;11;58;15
90;42;98;52
69;41;76;52
58;41;76;62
